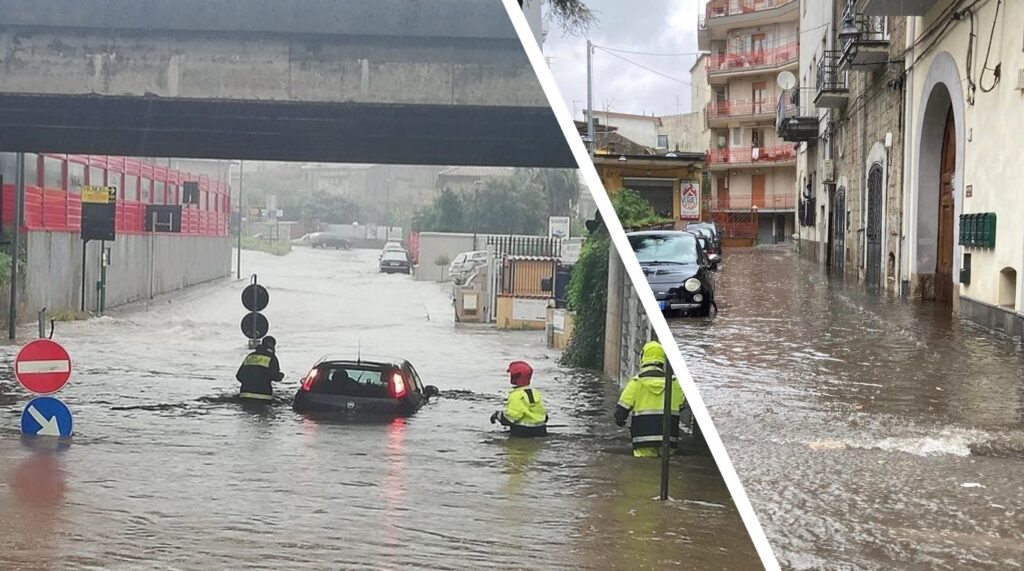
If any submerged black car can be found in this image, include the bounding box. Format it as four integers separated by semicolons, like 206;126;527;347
627;230;716;317
293;356;438;417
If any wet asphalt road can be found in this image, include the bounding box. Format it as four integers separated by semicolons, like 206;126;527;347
0;247;758;570
671;246;1024;570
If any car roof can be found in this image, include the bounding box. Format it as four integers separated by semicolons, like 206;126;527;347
626;230;696;239
316;354;408;368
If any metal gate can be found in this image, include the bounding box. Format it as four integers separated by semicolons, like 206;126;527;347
831;187;846;275
865;163;883;289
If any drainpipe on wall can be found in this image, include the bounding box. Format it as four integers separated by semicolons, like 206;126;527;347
899;16;917;298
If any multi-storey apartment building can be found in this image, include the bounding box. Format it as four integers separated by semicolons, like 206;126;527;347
779;0;906;293
698;0;800;245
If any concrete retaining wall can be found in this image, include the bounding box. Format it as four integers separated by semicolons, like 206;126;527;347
24;231;231;315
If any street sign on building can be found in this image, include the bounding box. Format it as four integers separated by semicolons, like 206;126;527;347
21;396;74;438
14;339;72;394
81;185;117;241
680;180;701;220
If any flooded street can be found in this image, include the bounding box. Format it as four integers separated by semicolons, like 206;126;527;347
672;247;1024;570
0;247;757;570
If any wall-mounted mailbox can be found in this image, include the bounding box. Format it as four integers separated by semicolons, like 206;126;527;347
959;212;996;248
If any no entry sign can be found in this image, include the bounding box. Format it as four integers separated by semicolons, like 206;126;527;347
14;339;72;394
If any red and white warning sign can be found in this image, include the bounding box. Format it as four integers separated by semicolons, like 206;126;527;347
14;339;72;395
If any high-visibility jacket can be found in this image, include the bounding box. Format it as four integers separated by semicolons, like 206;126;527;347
614;364;684;451
235;346;281;400
497;386;548;437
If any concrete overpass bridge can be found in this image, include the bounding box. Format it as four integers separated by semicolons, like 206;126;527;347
0;0;574;167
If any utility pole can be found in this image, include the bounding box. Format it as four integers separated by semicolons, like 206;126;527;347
236;160;243;279
587;39;595;157
8;153;25;340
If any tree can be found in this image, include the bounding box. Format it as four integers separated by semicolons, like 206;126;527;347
528;168;581;218
521;0;593;34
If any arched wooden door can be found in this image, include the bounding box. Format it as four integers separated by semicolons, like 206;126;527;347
935;108;956;304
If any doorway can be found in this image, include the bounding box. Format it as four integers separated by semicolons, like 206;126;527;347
751;174;765;208
935;108;955;305
832;187;846;275
717;177;728;209
866;163;883;289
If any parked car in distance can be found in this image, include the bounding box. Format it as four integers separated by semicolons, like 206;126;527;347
293;355;439;417
379;241;405;259
308;232;352;249
686;228;720;269
685;222;722;259
448;250;488;285
379;250;411;274
627;230;716;317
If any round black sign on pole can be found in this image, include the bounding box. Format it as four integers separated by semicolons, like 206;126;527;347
240;313;269;339
241;284;270;312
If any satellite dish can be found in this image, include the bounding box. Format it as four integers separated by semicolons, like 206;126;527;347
777;71;797;90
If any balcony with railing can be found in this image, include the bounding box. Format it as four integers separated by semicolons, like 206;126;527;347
859;0;937;16
708;97;778;124
708;42;798;76
776;88;818;142
706;144;796;168
706;194;795;211
704;0;799;24
814;51;849;108
839;2;890;69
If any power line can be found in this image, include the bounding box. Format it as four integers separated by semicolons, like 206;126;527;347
593;46;695;88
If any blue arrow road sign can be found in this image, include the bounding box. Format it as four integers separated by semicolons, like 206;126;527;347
21;397;74;438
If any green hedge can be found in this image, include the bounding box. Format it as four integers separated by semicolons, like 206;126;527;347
560;189;661;370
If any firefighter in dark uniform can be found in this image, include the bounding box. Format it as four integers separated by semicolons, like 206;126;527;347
236;336;283;402
614;341;684;457
490;360;548;437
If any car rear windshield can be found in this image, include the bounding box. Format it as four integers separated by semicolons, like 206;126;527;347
382;251;407;262
629;234;699;265
314;364;393;398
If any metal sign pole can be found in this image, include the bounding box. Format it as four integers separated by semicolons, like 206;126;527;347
8;153;25;340
80;239;89;312
659;359;673;501
236;160;243;279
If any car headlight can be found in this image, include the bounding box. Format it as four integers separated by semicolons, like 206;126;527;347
684;278;702;293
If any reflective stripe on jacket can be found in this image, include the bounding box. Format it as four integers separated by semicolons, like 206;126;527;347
499;386;548;437
615;365;684;449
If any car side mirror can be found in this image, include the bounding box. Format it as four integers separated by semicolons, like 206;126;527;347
424;385;440;399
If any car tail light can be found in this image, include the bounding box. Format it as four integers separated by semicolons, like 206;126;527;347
300;368;320;391
390;372;407;399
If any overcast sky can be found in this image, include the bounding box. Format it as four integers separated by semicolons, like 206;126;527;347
543;0;704;120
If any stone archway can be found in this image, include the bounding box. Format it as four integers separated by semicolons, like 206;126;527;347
911;51;965;306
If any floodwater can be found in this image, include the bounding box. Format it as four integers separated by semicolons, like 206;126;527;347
0;248;758;570
671;246;1024;570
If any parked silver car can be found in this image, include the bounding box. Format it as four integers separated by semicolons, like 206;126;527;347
448;250;488;284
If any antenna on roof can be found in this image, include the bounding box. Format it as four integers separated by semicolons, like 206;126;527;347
357;339;362;365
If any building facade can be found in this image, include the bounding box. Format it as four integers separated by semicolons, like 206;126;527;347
902;0;1022;336
781;0;907;293
584;110;704;153
698;0;800;245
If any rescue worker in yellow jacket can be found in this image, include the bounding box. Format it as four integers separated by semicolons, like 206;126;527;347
614;341;684;457
490;360;548;437
235;336;284;402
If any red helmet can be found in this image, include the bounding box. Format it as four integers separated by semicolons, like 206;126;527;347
507;361;533;387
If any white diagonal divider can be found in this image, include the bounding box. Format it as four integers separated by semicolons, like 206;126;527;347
499;2;780;569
